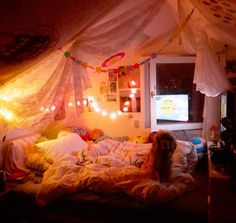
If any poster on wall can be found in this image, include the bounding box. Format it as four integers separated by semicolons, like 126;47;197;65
109;82;117;93
108;70;118;82
100;81;108;94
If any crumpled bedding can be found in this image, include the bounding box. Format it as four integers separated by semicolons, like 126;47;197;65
36;139;197;206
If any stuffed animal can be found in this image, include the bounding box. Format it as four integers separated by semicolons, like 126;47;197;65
130;134;149;144
88;129;104;141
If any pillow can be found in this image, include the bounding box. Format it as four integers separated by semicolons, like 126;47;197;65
57;130;73;138
191;137;202;145
36;133;88;162
172;140;198;173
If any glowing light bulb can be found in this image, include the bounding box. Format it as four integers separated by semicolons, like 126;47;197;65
131;88;137;94
110;112;117;119
0;109;13;120
117;110;122;115
77;101;81;106
95;107;101;113
50;105;56;111
123;107;128;112
130;80;136;86
83;99;87;106
129;93;135;98
87;96;94;102
101;110;107;116
124;101;130;106
68;102;73;107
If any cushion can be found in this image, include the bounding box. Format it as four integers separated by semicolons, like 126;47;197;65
191;137;202;145
36;133;88;162
57;130;73;138
172;140;198;173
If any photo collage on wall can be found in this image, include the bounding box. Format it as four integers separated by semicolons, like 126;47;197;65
99;69;118;102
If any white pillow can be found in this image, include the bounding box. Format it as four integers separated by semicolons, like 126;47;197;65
57;130;73;138
36;133;88;162
172;140;198;173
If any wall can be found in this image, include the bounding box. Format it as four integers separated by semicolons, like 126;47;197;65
65;62;203;140
73;67;150;139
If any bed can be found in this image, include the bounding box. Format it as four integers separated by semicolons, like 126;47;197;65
0;130;208;223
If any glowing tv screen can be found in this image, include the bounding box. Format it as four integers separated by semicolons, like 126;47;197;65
155;94;189;121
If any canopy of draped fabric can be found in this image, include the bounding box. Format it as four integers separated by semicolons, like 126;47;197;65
0;0;235;134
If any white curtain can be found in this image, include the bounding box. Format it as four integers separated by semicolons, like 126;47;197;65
178;0;232;138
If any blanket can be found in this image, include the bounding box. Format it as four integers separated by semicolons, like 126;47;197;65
36;139;196;206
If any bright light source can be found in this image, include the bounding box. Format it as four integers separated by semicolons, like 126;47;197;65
129;93;135;98
68;102;73;107
0;109;13;120
123;107;128;112
130;80;136;86
101;110;107;116
110;112;117;119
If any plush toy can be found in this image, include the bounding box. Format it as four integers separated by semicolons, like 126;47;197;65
130;134;149;144
88;129;104;141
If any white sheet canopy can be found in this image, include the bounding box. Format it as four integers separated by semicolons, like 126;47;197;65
0;0;235;133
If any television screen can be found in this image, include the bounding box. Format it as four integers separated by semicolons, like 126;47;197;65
155;94;189;121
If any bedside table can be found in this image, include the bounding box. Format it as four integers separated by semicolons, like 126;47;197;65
207;141;236;223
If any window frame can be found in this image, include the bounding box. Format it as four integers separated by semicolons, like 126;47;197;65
149;56;203;131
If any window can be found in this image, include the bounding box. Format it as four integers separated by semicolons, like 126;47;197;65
149;56;204;131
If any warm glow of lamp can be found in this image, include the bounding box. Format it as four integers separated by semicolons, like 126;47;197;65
0;96;11;102
0;108;13;120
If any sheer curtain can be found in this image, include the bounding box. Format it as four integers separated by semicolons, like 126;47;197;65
178;0;232;139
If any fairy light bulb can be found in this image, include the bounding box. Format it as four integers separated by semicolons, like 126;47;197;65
129;93;135;98
95;107;101;113
83;99;87;106
123;107;128;112
50;105;56;111
77;101;81;106
101;110;107;116
130;80;136;86
68;102;73;107
110;112;117;119
87;96;94;102
131;88;137;94
124;101;130;106
117;110;122;115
